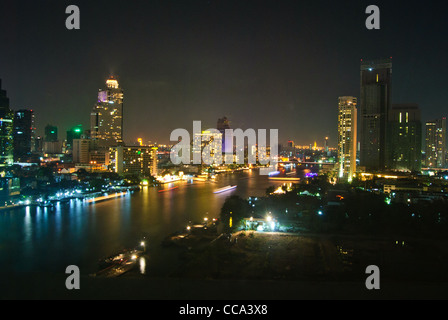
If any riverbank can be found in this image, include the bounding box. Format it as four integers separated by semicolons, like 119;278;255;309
139;229;448;284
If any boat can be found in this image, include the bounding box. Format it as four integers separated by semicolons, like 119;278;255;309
94;248;143;278
213;185;237;194
94;239;147;278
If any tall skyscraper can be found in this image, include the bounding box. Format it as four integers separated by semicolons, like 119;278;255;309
387;104;422;172
337;96;358;182
425;117;447;168
13;109;35;162
90;76;124;148
0;80;13;167
217;116;232;154
360;58;392;171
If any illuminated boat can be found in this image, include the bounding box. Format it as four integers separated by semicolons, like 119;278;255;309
213;185;237;194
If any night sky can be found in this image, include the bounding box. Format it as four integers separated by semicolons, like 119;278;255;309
0;0;447;146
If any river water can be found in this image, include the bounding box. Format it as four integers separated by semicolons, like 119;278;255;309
1;168;319;275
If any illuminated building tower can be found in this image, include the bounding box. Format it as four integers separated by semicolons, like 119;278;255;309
0;80;13;167
192;130;222;165
387;104;422;172
13;109;35;162
360;58;392;171
337;96;358;182
90;76;124;148
110;145;158;176
425;117;447;168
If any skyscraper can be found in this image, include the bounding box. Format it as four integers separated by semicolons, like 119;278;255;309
66;124;83;150
425;117;447;168
44;124;58;142
91;76;124;148
387;104;422;172
337;96;358;182
360;58;392;171
0;80;13;167
217;116;232;154
13;109;35;162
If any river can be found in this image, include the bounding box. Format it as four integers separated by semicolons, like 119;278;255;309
0;167;320;276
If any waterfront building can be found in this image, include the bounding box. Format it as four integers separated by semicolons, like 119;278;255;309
110;145;158;176
337;96;358;181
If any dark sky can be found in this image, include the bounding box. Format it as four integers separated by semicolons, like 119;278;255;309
0;0;447;146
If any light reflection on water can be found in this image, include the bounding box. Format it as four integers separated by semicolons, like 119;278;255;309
0;168;319;275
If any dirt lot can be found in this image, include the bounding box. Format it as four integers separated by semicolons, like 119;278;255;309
169;231;448;283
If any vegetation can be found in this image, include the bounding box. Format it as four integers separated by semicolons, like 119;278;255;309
219;177;448;238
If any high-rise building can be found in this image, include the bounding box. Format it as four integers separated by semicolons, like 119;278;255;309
66;125;83;151
13;109;35;162
45;125;58;142
337;96;358;182
387;104;422;172
360;58;392;171
0;80;13;167
109;145;158;176
90;76;124;148
192;130;222;165
72;139;90;164
217;117;232;154
425;117;447;168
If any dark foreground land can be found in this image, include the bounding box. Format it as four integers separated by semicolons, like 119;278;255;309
3;231;448;299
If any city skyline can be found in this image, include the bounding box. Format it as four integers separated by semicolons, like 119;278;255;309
1;1;447;145
2;0;448;302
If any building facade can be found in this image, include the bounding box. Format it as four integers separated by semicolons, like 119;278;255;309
337;96;358;182
425;117;447;168
387;104;422;172
110;145;158;176
44;124;58;142
90;76;124;149
360;58;392;171
13;109;35;162
0;80;13;167
72;139;90;164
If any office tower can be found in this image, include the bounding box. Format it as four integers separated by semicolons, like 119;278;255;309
337;96;358;182
217;117;232;154
66;125;83;150
90;76;124;148
72;139;90;164
425;117;447;168
0;80;13;167
110;145;158;176
13;109;35;162
387;104;422;172
360;58;392;171
45;125;58;142
192;130;222;165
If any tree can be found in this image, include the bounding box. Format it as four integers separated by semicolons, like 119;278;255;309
220;195;251;232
